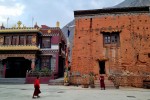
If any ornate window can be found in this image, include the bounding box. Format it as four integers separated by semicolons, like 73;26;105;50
42;37;51;48
19;36;25;45
41;56;51;69
12;36;18;45
26;36;32;45
4;36;10;45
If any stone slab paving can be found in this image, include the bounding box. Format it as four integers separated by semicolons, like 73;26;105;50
0;84;149;100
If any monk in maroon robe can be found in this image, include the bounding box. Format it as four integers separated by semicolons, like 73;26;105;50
32;76;41;98
99;76;105;90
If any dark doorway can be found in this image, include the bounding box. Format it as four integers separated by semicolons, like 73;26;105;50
99;61;105;74
58;56;65;77
4;57;31;78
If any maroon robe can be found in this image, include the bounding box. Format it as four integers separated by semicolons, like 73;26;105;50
99;76;105;89
33;79;41;96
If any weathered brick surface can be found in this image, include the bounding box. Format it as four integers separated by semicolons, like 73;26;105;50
71;13;150;87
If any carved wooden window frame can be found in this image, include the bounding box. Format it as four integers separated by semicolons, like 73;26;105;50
41;36;51;48
12;36;18;45
41;56;51;69
4;36;10;45
102;32;120;47
26;35;32;45
19;35;25;45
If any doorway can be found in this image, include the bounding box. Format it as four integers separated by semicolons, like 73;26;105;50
3;57;31;78
58;56;65;77
98;61;105;74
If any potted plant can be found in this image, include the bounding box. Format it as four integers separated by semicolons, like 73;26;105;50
64;67;70;86
64;71;69;86
89;72;95;88
81;74;89;88
108;74;121;89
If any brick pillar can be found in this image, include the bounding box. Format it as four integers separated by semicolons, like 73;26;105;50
31;59;35;70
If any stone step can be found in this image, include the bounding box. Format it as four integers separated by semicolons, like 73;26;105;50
0;78;25;84
94;78;115;88
49;78;64;85
95;80;114;85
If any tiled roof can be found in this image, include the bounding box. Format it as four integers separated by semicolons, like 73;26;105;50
0;45;40;50
113;0;150;8
74;6;150;17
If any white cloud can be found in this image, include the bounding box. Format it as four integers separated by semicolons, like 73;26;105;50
0;0;124;27
0;2;25;26
0;3;25;16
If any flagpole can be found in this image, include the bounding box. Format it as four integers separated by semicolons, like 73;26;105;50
7;17;9;28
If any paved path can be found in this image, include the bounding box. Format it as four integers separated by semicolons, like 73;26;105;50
0;84;149;100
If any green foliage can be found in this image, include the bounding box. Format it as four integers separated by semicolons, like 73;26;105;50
28;67;52;77
40;67;52;76
89;72;95;85
89;72;95;76
108;74;122;89
41;67;51;72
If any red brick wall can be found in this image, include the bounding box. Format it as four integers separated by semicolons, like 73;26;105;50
71;13;150;87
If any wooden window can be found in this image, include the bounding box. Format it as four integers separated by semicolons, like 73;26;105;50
41;56;51;69
4;36;10;45
42;37;51;48
104;35;111;44
19;36;25;45
12;36;18;45
26;36;32;45
103;32;120;45
51;57;56;71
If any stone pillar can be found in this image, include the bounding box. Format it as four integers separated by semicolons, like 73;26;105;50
25;35;27;45
31;59;35;70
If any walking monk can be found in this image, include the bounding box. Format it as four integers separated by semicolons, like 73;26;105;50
32;76;41;98
99;75;105;90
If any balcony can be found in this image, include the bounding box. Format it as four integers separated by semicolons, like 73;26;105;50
0;45;40;50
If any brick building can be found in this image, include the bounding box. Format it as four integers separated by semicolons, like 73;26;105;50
71;6;150;87
0;21;66;83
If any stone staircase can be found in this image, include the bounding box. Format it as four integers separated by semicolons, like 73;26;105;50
94;76;115;89
49;78;64;85
0;78;25;84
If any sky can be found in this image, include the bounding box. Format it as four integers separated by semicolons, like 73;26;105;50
0;0;124;28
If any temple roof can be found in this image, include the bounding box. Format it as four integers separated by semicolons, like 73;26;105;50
0;28;40;33
0;21;41;34
0;45;40;50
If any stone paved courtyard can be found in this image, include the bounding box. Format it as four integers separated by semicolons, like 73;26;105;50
0;84;149;100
